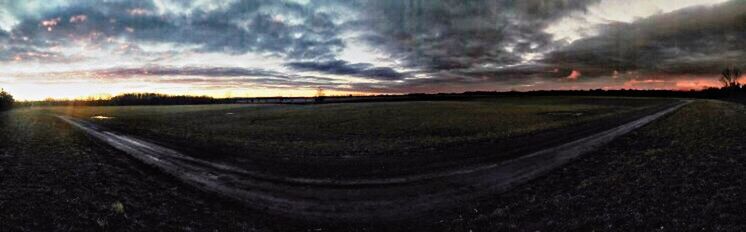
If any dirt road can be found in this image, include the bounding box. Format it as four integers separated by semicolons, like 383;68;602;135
0;109;272;231
57;100;691;222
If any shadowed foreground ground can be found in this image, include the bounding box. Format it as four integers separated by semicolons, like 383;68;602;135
432;100;746;231
2;100;746;231
0;109;272;231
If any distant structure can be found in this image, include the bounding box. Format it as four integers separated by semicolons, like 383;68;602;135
315;87;326;103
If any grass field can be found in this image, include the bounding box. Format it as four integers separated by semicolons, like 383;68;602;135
8;98;746;230
0;106;271;231
49;97;670;157
433;100;746;231
41;96;675;178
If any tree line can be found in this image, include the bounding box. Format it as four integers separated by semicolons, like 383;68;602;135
1;67;744;109
14;93;218;107
109;93;217;105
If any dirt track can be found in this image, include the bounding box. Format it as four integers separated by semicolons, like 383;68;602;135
0;109;272;231
57;100;690;222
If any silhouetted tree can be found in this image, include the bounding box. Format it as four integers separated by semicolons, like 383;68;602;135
720;67;742;89
314;87;326;103
0;88;14;111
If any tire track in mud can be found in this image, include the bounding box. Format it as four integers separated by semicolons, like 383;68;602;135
57;100;691;221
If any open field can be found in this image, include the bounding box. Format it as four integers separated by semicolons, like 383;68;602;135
54;99;689;221
1;0;739;230
45;96;674;178
426;100;746;231
0;108;271;231
8;97;746;231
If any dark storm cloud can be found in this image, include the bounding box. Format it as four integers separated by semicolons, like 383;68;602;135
543;0;746;77
353;0;600;72
2;0;743;94
286;60;406;80
153;77;336;89
1;0;601;86
456;64;570;80
105;66;340;85
19;65;338;86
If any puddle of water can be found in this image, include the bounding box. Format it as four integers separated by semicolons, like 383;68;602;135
91;116;114;120
226;112;235;115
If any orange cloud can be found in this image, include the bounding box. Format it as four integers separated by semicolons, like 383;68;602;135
622;79;666;89
675;79;721;90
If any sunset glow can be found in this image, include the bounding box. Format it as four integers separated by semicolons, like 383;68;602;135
0;0;743;100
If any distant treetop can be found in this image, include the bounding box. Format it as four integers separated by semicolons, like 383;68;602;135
0;89;14;111
720;67;742;89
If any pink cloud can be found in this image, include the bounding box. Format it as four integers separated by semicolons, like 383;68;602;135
566;70;581;81
69;15;87;23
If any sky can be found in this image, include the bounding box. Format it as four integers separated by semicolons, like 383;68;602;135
0;0;743;100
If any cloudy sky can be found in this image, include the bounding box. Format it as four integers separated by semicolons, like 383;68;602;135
0;0;743;100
